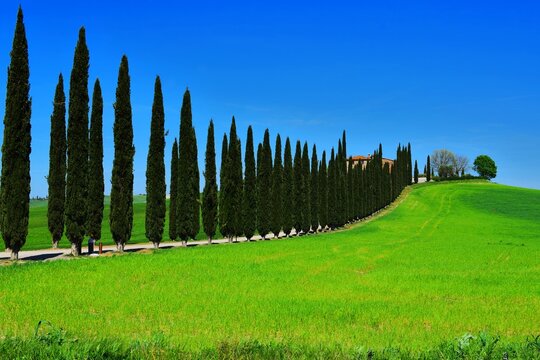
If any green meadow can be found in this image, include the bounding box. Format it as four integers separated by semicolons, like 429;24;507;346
1;181;539;357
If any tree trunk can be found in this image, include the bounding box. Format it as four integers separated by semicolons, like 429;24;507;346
116;242;124;252
71;242;80;256
152;241;159;249
207;237;212;245
10;251;18;260
52;240;59;249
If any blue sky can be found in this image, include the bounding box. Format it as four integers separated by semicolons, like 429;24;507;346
0;1;539;196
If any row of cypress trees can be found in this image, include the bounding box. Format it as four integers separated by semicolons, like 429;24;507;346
193;117;413;242
1;8;413;258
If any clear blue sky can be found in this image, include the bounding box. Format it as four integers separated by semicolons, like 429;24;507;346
1;1;539;196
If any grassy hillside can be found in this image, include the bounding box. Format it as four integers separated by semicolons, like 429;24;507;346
1;196;218;251
0;181;539;354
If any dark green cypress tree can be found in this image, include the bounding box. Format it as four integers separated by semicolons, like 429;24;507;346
270;134;283;238
256;143;263;238
318;151;328;230
282;138;294;236
169;139;179;240
228;118;243;239
292;141;303;234
110;55;134;252
336;140;344;226
202;120;218;243
426;155;431;182
47;74;66;249
414;160;419;184
145;76;166;248
347;157;354;221
65;27;89;256
407;143;412;185
176;89;200;242
257;130;272;239
327;149;337;229
301;142;311;233
87;78;104;244
219;134;229;238
310;145;318;232
242;126;256;240
342;131;349;223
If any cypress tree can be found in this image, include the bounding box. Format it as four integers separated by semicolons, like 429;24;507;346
318;151;328;230
47;74;66;249
110;55;134;252
270;135;283;238
310;145;318;232
242;126;256;240
256;142;263;238
65;27;89;256
87;79;104;244
257;130;272;239
426;155;431;182
407;143;412;185
347;157;354;221
414;160;419;184
228;118;243;239
292;141;303;234
202;120;218;243
218;134;228;238
423;164;427;175
169;139;179;240
145;76;166;248
301;142;311;233
282;138;294;236
176;89;200;242
327;149;337;229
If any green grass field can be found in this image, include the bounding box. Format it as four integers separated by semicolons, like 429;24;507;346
0;196;218;251
0;181;539;357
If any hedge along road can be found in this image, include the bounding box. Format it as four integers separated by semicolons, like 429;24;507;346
0;186;410;263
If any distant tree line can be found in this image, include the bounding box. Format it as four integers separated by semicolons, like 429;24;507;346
0;7;414;259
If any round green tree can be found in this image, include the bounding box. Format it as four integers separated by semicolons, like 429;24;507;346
473;155;497;179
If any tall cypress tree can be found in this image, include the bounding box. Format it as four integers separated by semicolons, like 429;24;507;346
145;76;166;248
242;126;256;240
228;118;243;239
282;138;294;236
65;27;89;256
256;142;264;238
292;141;303;235
47;74;66;249
347;157;354;221
87;78;104;244
219;134;228;238
257;130;272;239
110;55;134;252
414;160;419;184
407;143;412;185
327;149;337;229
202;120;218;243
318;151;328;230
301;142;311;233
169;139;179;240
426;155;431;182
176;89;199;242
270;134;283;238
310;145;318;232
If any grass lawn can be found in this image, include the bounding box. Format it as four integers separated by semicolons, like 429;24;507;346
0;181;539;355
